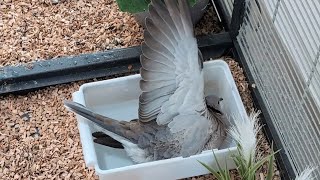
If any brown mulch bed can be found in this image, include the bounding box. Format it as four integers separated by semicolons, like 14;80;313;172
0;0;221;67
0;0;143;66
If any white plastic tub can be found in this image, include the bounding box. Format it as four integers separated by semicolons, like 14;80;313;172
72;60;247;180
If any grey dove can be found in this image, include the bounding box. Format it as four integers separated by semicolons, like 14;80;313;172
64;0;226;163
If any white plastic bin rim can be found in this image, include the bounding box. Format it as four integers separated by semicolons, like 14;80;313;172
72;60;247;179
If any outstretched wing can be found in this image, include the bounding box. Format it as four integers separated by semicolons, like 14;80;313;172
139;0;206;126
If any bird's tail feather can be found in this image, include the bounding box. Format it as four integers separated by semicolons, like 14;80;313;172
92;132;124;149
63;100;134;143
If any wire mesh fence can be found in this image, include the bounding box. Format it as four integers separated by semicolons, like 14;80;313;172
217;0;320;177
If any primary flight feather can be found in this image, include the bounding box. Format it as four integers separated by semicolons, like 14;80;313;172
64;0;226;163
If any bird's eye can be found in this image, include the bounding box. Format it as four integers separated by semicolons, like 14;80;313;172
218;98;223;104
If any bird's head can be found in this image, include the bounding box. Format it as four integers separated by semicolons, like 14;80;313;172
205;95;224;115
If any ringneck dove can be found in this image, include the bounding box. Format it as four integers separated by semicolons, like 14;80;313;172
64;0;226;163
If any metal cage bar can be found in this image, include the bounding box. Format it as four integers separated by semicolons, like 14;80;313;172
230;0;320;178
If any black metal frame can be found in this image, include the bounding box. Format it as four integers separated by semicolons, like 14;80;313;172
0;0;295;179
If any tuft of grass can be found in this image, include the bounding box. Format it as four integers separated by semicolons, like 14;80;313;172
198;151;230;180
199;111;278;180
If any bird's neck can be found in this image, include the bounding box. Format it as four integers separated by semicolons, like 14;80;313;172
204;108;215;121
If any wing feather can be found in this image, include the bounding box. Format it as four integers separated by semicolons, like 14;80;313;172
140;84;176;103
139;0;206;126
148;5;179;42
140;68;174;81
142;44;175;66
143;30;174;56
165;0;185;36
140;79;176;92
145;18;176;49
140;55;175;73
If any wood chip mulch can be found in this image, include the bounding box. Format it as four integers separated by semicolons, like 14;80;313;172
0;82;98;179
0;0;221;67
0;0;143;67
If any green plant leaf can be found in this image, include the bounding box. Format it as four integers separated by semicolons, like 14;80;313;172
231;147;247;176
212;151;230;180
116;0;150;13
116;0;198;13
233;155;246;175
248;151;253;167
223;157;231;180
189;0;197;6
198;160;224;180
198;150;232;180
266;153;274;180
246;150;280;178
266;143;275;180
212;150;224;172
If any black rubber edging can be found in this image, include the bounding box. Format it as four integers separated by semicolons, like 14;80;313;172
0;32;232;95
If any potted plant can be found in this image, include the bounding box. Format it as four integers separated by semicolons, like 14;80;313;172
115;0;209;26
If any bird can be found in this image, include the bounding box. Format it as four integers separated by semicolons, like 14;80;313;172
64;0;226;163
